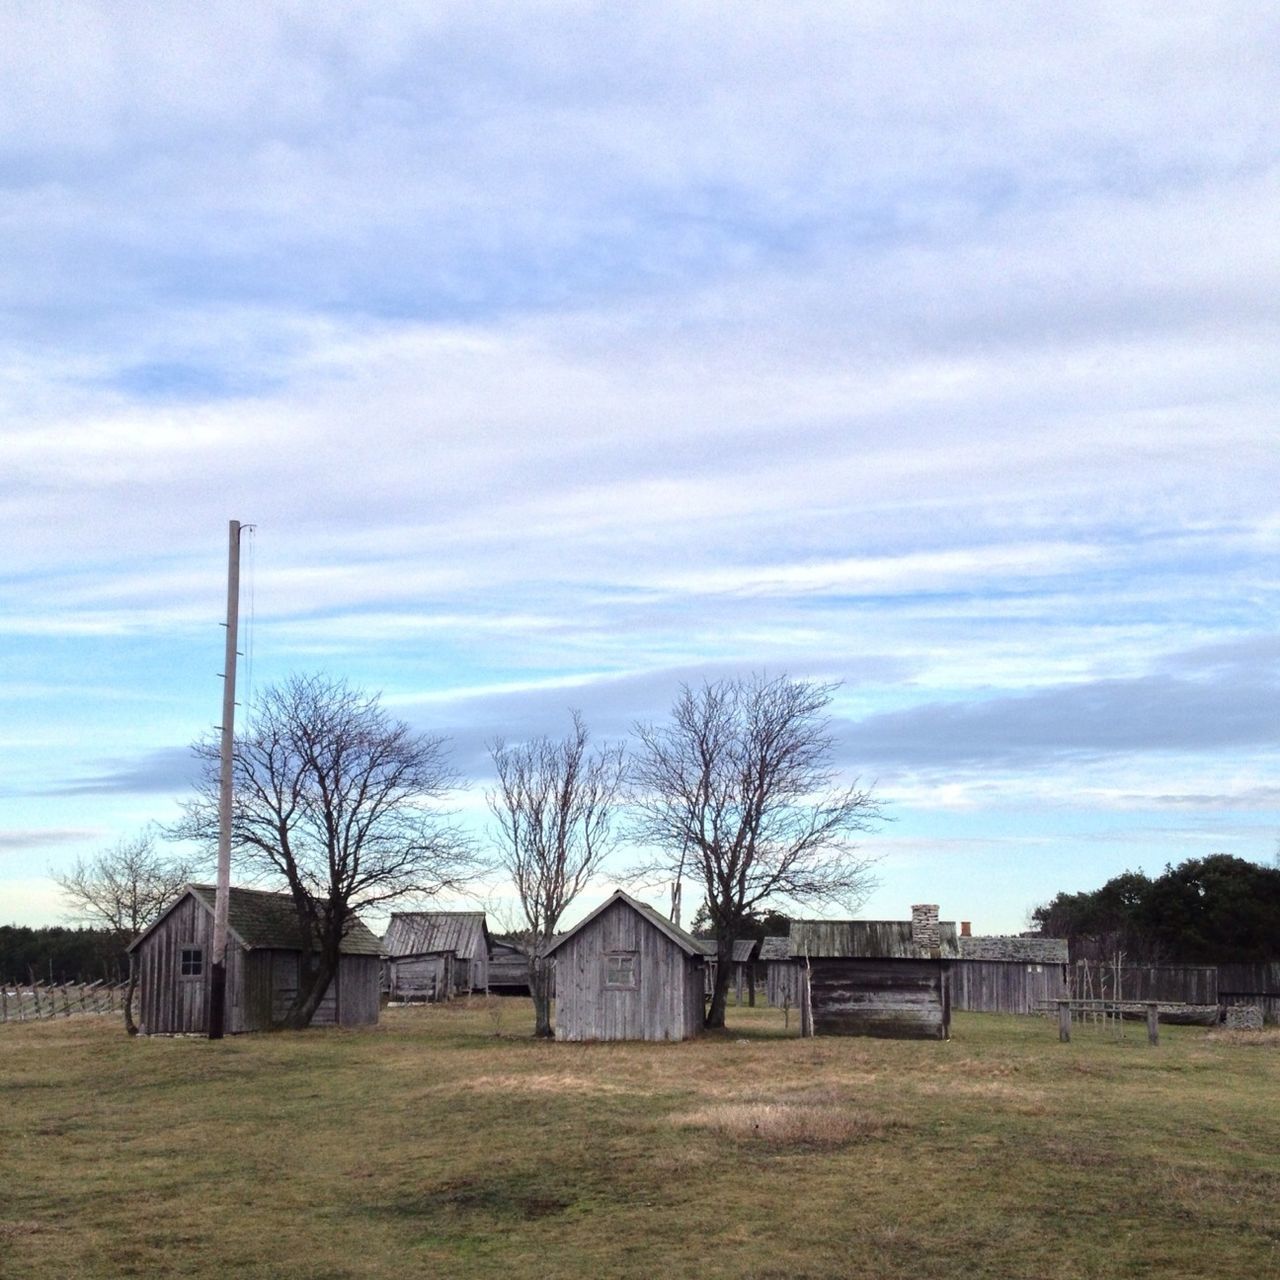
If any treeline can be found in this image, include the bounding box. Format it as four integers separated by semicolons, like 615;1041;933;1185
1031;854;1280;966
0;925;127;985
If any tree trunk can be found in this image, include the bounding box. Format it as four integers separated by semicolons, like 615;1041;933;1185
704;942;734;1029
276;948;340;1029
530;954;553;1038
122;953;139;1037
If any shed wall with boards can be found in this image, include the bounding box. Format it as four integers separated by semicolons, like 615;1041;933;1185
130;884;381;1035
549;892;705;1042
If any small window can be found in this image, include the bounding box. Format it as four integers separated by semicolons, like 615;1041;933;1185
605;952;638;988
180;946;204;978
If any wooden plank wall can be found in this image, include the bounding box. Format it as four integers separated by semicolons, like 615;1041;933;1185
554;900;702;1041
1075;964;1219;1004
136;895;213;1034
766;960;803;1009
1218;963;1280;1023
808;958;948;1040
951;960;1068;1014
392;954;453;1001
337;956;380;1026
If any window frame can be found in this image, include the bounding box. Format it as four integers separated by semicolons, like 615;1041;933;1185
604;951;638;989
179;945;204;979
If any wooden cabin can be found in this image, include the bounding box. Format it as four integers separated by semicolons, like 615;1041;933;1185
761;935;802;1008
488;938;533;995
544;890;706;1042
128;884;381;1035
789;904;958;1040
952;931;1069;1014
701;937;762;1004
382;911;491;1001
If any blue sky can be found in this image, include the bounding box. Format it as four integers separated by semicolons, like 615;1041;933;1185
3;2;1279;933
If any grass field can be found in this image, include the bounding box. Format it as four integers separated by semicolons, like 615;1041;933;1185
2;1001;1278;1279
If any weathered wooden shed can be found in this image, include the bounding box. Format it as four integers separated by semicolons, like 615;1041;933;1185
544;890;706;1042
488;938;533;994
761;935;802;1008
382;911;491;1001
128;884;382;1035
790;905;958;1040
952;933;1070;1014
701;937;761;1003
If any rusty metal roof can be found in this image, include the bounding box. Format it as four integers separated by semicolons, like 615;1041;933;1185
383;911;490;960
788;919;961;960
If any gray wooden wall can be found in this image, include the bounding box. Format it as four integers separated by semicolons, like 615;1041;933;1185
808;958;949;1040
553;900;704;1041
136;898;379;1033
951;960;1068;1014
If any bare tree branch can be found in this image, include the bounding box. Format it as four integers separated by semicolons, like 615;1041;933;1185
171;672;480;1029
628;674;881;1029
487;711;625;1037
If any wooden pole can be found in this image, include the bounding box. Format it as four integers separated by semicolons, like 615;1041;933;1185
209;519;243;1040
1147;1002;1159;1046
1058;999;1071;1043
800;955;814;1038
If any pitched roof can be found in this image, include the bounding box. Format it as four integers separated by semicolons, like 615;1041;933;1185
693;938;761;962
759;935;791;961
959;935;1069;963
128;884;382;956
543;890;706;959
788;919;962;960
383;911;490;960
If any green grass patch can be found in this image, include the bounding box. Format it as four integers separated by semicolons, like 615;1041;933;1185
2;1003;1278;1278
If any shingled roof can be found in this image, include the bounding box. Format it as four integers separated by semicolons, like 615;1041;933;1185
958;935;1069;964
128;884;382;955
788;919;962;960
759;935;791;961
382;911;490;960
543;890;707;958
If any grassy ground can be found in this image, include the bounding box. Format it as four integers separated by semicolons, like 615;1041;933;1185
2;1001;1278;1280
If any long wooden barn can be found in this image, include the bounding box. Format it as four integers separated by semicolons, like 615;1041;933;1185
952;932;1070;1014
545;890;706;1042
128;884;382;1035
382;911;491;1001
789;905;958;1040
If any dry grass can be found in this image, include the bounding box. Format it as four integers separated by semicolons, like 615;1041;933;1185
2;1001;1280;1280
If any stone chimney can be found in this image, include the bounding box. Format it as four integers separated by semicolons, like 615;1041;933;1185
960;921;972;938
911;903;941;958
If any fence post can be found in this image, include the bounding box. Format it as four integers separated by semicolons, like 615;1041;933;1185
1147;1002;1159;1046
1058;999;1071;1043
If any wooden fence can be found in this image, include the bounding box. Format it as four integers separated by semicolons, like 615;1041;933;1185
0;981;127;1024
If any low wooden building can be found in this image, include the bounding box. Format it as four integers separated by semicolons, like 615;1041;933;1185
383;911;492;1001
952;933;1070;1014
545;890;706;1042
1217;962;1279;1023
701;937;761;1003
488;938;533;995
761;935;802;1008
128;884;382;1035
790;905;958;1040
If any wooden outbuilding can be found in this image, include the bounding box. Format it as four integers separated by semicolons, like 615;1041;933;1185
544;890;706;1042
128;884;382;1035
382;911;491;1001
952;932;1070;1014
789;904;958;1040
701;937;761;1004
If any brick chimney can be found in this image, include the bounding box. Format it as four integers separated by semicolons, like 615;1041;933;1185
911;903;941;958
960;921;972;938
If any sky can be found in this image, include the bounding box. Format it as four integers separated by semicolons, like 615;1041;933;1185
3;2;1279;935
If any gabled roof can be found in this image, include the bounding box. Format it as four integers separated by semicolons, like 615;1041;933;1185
543;890;706;959
694;937;761;963
788;919;961;960
128;884;382;956
760;935;791;961
959;935;1069;964
383;911;490;960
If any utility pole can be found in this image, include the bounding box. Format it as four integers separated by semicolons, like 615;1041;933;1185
209;519;244;1040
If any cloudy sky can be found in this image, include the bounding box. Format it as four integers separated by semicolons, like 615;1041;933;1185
3;2;1278;933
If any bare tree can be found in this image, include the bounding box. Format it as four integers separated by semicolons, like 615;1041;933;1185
488;712;625;1037
175;673;477;1029
53;831;195;1035
629;675;880;1029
